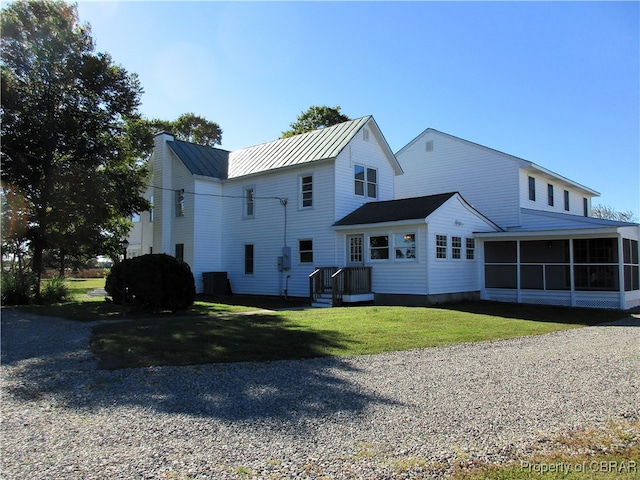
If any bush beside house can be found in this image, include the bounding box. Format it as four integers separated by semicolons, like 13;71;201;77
105;254;195;313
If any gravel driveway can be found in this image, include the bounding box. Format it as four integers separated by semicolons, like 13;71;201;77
1;309;638;479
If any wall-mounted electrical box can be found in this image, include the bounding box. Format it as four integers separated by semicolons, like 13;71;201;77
281;246;291;270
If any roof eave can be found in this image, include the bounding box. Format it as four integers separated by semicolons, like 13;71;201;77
334;218;426;230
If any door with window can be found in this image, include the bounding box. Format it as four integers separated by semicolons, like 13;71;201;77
347;235;364;266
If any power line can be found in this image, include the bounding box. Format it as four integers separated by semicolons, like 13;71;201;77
146;184;287;202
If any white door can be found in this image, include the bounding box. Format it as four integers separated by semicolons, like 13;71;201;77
347;234;364;266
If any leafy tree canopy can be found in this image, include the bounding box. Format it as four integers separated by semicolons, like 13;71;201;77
148;113;223;147
1;0;150;297
281;105;351;138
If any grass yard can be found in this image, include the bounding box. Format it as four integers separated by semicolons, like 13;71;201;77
89;301;629;369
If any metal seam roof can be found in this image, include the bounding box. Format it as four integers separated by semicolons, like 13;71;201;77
226;116;371;178
166;116;398;181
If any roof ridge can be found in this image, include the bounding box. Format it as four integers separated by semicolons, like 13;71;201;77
169;138;230;153
231;115;372;153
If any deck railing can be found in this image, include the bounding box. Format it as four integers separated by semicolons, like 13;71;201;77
309;267;338;302
331;266;372;306
310;266;372;305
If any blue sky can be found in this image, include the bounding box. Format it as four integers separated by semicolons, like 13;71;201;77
76;1;639;217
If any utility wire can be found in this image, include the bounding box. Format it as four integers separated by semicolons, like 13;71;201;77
147;184;287;202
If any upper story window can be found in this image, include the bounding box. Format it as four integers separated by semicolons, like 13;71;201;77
583;198;588;217
355;165;377;199
528;176;536;201
175;189;185;217
244;186;255;218
149;195;154;222
548;184;554;207
564;190;570;211
300;175;313;209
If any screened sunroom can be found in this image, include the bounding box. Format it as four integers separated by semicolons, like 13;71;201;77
477;225;640;310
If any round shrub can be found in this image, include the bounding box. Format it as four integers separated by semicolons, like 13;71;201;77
105;254;195;313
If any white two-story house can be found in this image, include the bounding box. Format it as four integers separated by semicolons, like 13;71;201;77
396;128;640;310
128;118;639;310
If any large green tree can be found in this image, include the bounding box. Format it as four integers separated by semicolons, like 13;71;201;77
148;113;223;147
281;105;351;138
1;1;151;298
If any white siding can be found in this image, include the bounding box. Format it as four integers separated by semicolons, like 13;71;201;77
518;169;591;218
396;131;520;229
425;196;499;294
335;224;429;295
192;178;223;292
334;131;397;222
170;152;196;265
221;161;337;298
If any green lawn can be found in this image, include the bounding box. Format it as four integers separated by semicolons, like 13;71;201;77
11;277;632;370
89;301;629;369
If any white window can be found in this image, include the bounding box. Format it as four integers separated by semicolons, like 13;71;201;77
175;189;185;217
394;233;416;260
452;236;462;260
436;234;447;259
369;235;389;260
300;175;313;209
466;238;476;260
299;239;313;263
355;165;377;199
149;195;154;222
244;244;254;274
244;186;255;217
528;176;536;202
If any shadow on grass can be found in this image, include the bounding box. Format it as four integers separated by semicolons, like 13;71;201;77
90;312;353;369
2;309;397;425
431;300;639;327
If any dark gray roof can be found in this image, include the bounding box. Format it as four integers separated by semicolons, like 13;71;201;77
334;193;457;226
168;140;229;178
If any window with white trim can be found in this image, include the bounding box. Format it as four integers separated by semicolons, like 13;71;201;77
466;238;476;260
244;244;254;274
548;184;554;207
175;189;185;217
355;165;377;198
244;186;255;218
370;235;389;260
394;233;416;260
528;176;536;201
452;236;462;260
299;239;313;263
300;175;313;209
436;234;447;259
564;190;570;211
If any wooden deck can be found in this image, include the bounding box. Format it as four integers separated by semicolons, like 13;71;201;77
309;266;373;307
